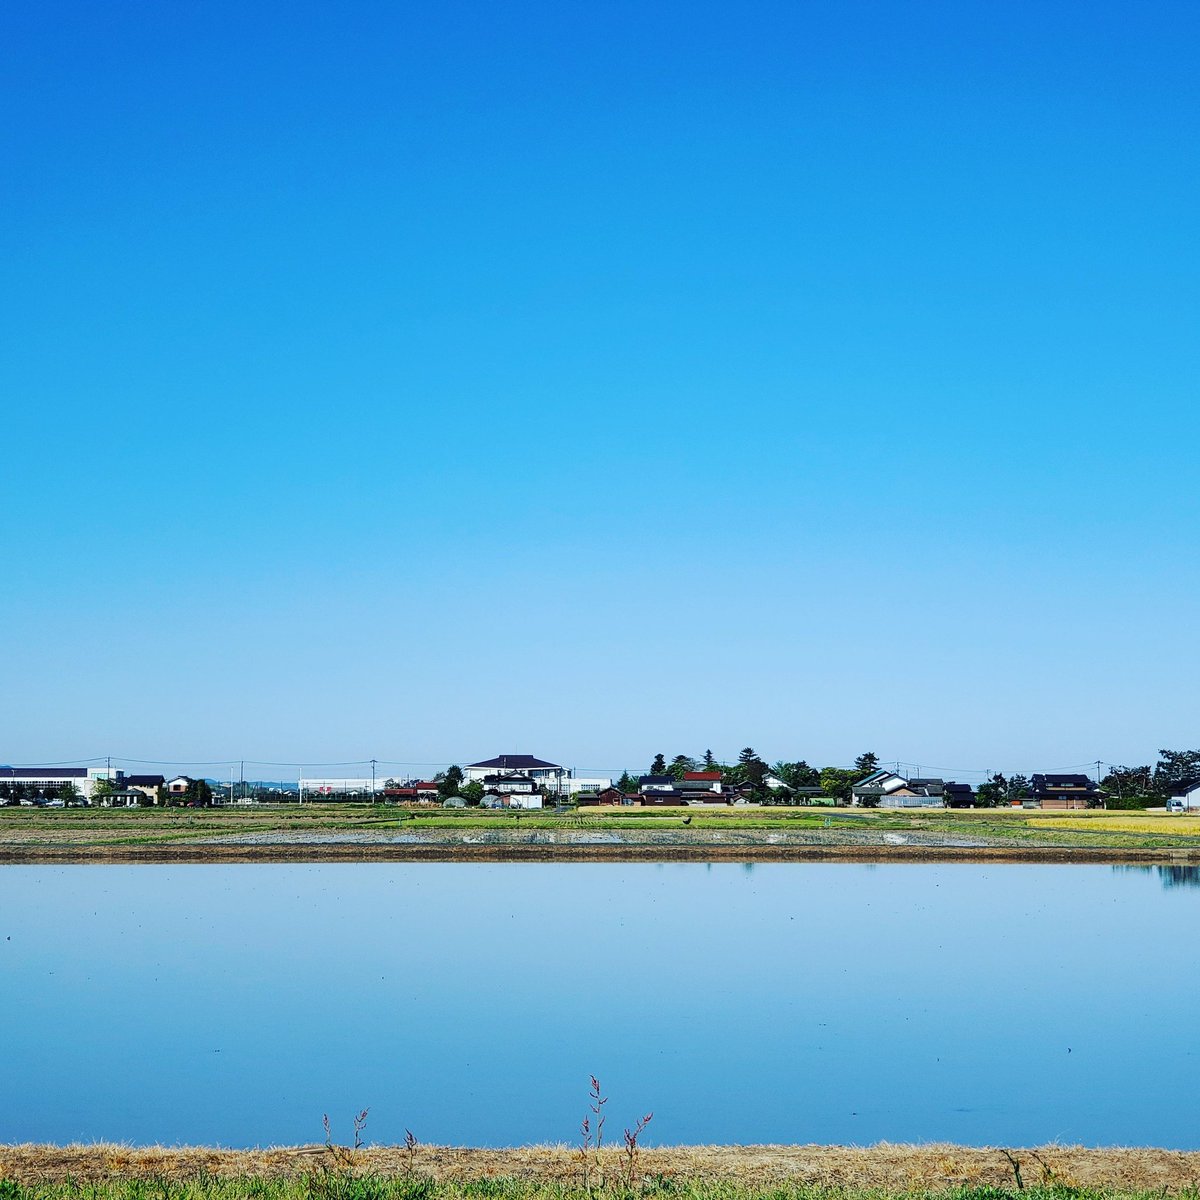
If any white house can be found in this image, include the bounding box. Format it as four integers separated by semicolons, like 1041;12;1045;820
851;770;945;808
464;755;566;794
482;772;537;795
850;770;908;806
1169;779;1200;811
507;792;544;811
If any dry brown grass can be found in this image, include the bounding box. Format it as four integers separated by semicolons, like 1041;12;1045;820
2;1143;1199;1191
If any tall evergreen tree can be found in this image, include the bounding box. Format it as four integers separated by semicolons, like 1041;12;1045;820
703;749;716;770
650;753;667;776
737;747;767;788
438;765;464;799
854;751;880;775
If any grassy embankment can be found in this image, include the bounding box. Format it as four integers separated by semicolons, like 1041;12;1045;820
2;803;1200;854
2;1144;1199;1200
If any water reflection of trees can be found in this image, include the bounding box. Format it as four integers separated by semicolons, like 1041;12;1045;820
1113;865;1200;889
1159;866;1200;889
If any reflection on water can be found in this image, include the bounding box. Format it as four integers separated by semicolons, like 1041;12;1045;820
1;862;1198;1150
1159;865;1200;889
1112;864;1200;889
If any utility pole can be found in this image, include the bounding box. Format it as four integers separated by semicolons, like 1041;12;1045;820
371;758;377;799
1095;760;1103;785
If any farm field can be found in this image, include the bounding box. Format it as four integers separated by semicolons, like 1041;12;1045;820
2;802;1200;859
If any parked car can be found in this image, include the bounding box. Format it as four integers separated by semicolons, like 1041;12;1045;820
1167;799;1186;813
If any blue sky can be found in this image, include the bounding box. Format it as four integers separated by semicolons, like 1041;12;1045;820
2;1;1197;780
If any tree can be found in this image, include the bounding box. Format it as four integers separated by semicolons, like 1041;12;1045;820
616;770;635;793
1101;764;1154;806
703;749;716;770
772;761;819;789
1152;750;1200;798
438;765;464;799
854;752;880;776
975;773;1008;807
819;767;858;804
737;747;767;789
649;754;666;776
185;778;213;807
1007;774;1031;801
58;782;81;804
460;780;484;805
90;777;115;806
668;754;696;781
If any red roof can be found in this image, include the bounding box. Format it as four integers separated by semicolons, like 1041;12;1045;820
684;771;722;781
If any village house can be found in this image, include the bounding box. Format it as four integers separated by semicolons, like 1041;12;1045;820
464;754;566;794
944;782;976;806
125;774;165;804
637;774;683;803
1031;773;1099;809
851;771;946;808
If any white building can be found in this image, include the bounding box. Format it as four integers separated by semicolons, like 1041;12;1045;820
0;765;120;802
464;755;567;794
566;776;613;795
1169;780;1200;811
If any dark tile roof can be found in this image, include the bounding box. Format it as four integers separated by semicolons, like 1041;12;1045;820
1032;773;1097;789
638;775;675;786
1031;773;1099;796
467;754;562;770
125;775;165;787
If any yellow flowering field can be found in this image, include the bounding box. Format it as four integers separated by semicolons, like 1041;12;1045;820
1028;814;1200;835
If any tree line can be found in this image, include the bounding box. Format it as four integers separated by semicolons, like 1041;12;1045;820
613;748;885;803
612;747;1200;807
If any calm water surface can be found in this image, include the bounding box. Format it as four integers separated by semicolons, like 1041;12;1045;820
1;862;1197;1148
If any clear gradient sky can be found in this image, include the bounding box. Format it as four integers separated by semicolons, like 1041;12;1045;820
2;1;1197;781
